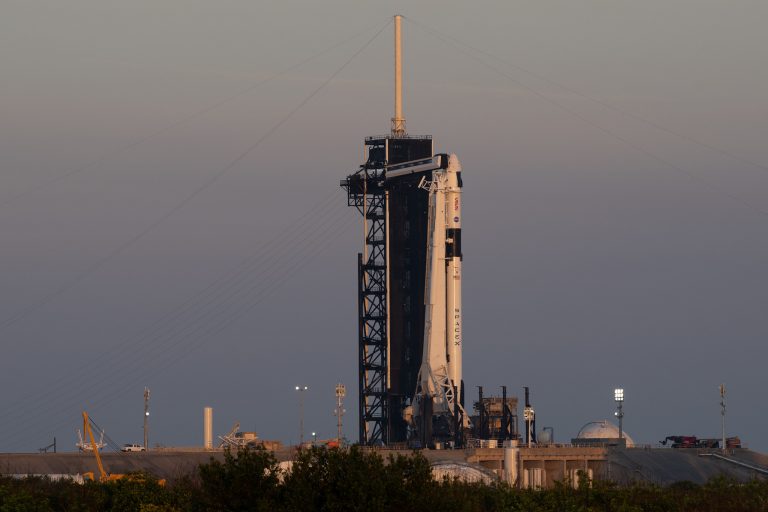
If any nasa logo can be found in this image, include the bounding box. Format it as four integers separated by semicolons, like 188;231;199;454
454;217;459;222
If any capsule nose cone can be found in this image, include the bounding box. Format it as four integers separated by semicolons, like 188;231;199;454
447;153;462;173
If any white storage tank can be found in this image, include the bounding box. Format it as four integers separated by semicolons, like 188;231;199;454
204;407;213;450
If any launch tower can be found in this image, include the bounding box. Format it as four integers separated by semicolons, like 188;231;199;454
341;16;466;447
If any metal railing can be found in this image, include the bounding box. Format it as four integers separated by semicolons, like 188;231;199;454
365;134;432;142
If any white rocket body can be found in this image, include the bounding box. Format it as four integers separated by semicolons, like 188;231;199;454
444;156;462;390
413;154;466;435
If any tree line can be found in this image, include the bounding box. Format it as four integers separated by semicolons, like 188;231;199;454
1;446;767;511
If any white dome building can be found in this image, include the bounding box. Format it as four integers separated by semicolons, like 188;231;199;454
572;420;634;447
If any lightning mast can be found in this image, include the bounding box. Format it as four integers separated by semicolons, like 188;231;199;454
392;15;406;137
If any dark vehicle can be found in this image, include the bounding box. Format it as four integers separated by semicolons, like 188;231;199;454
660;435;742;449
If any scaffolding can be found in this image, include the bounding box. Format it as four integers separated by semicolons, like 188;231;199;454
342;139;388;445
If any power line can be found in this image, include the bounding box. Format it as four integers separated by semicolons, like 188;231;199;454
0;189;344;424
408;18;768;175
5;206;354;446
5;199;350;429
0;19;388;211
6;210;358;450
3;18;385;442
408;17;768;218
0;19;390;334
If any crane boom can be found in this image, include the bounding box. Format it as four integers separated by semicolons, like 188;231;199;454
83;411;107;481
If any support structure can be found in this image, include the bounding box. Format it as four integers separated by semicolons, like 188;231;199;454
347;163;388;445
341;16;456;447
341;15;433;446
471;387;518;443
342;143;436;445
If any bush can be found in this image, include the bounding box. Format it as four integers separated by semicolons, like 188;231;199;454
2;450;768;511
197;447;280;511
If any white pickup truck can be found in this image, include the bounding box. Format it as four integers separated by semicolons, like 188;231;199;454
120;443;146;452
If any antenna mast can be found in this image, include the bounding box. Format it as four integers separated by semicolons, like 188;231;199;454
143;387;150;450
335;383;346;445
720;384;726;453
391;15;406;137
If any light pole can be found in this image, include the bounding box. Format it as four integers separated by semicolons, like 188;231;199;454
143;387;150;450
523;407;534;448
312;432;317;445
296;385;308;446
335;383;346;445
614;388;624;442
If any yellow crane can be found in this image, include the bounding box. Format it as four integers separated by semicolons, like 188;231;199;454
81;411;125;482
80;411;165;486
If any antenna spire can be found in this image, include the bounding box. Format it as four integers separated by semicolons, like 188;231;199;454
392;15;406;137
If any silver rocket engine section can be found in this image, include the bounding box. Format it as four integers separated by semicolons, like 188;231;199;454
409;153;467;447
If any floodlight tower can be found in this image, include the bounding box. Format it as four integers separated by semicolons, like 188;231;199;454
614;388;624;440
523;387;535;448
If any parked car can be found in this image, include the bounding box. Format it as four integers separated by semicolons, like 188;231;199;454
120;443;146;452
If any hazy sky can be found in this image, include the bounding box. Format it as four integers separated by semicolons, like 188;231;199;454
1;1;767;453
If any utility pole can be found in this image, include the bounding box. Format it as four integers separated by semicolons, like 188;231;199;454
143;387;150;450
335;383;346;445
720;384;726;453
296;385;308;446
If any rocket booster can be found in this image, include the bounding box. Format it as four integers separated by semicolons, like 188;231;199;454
444;155;462;397
419;163;448;402
413;154;465;432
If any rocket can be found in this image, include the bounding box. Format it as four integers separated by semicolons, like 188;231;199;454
410;153;466;442
445;155;462;395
